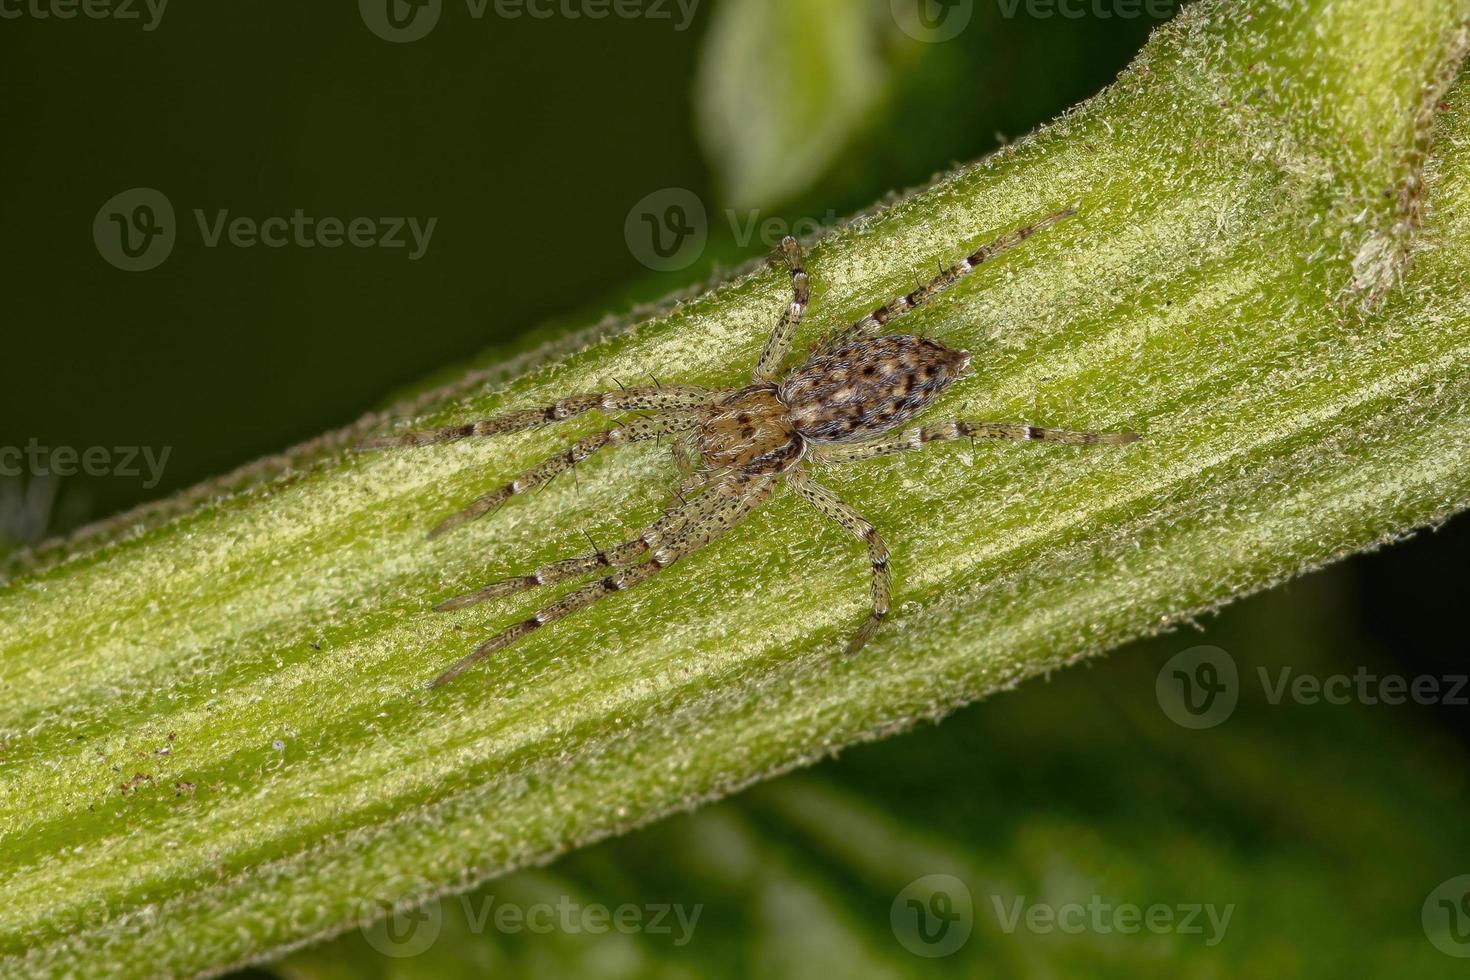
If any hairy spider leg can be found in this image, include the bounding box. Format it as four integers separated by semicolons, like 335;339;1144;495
818;205;1078;352
356;385;710;450
427;414;696;539
810;418;1140;466
786;468;891;656
427;472;776;688
661;432;724;511
434;470;758;611
754;236;811;382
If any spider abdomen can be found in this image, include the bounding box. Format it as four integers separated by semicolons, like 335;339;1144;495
780;335;972;443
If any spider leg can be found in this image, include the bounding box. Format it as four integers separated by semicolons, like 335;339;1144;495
753;236;811;382
809;418;1139;466
428;414;695;538
786;468;890;656
669;430;701;480
663;432;720;510
356;385;710;450
664;468;720;513
816;205;1076;352
427;472;776;688
434;469;745;610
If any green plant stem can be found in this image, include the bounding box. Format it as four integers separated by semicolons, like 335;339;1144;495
3;1;1470;975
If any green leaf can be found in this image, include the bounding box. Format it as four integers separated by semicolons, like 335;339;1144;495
694;0;889;208
4;1;1470;975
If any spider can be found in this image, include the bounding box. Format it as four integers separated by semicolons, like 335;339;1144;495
361;205;1138;689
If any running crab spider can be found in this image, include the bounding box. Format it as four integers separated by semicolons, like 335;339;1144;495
360;205;1138;689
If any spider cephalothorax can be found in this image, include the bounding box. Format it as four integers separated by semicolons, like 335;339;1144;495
695;385;800;471
361;206;1138;688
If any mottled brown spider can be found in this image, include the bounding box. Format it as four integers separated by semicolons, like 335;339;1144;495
361;206;1138;689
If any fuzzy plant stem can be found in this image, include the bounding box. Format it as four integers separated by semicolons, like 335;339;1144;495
3;0;1470;975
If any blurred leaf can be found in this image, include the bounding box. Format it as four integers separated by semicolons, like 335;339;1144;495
694;0;889;208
